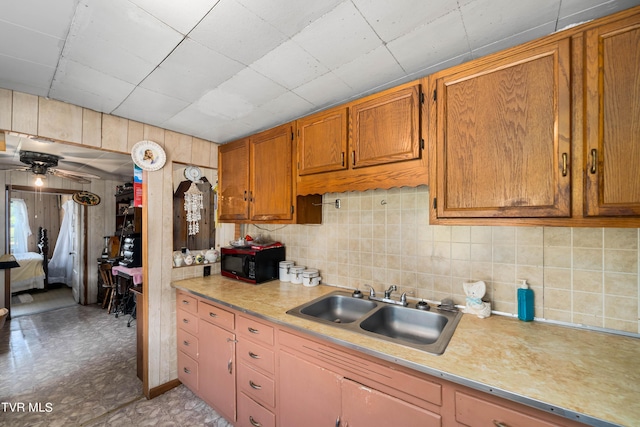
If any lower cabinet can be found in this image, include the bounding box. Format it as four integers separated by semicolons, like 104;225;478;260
176;290;587;427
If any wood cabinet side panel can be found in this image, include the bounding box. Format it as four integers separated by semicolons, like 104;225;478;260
12;92;38;135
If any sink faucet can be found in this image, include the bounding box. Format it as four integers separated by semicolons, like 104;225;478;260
384;285;397;299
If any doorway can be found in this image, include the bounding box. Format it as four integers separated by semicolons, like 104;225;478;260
5;185;86;318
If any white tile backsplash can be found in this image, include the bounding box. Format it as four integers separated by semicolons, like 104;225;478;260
246;186;640;334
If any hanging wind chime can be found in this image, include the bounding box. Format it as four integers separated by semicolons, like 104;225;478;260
184;182;203;235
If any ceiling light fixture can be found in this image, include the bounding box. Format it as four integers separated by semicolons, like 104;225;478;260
34;174;44;187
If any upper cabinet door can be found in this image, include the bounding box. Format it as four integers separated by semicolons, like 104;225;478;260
433;39;571;218
250;123;294;221
584;15;640;216
297;107;348;176
218;139;250;221
350;84;421;168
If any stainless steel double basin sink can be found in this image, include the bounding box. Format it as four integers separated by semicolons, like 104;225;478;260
286;291;462;355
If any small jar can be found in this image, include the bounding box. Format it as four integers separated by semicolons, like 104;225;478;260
279;261;295;282
289;266;306;284
302;269;321;287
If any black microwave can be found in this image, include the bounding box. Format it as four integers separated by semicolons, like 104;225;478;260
221;245;285;284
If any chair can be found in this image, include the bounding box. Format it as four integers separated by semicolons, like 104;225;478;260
99;263;116;313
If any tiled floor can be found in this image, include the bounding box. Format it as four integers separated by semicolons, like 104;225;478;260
0;304;231;427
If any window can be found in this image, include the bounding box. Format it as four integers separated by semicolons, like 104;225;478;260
10;198;31;254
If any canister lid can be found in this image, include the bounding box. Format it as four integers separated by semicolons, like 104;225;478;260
290;266;305;272
302;268;319;277
279;261;294;267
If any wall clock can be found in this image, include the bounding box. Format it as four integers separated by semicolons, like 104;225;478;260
131;140;166;171
184;166;202;182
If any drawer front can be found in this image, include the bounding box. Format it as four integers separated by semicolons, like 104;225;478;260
176;291;198;314
238;363;275;408
177;328;199;360
455;391;557;427
177;351;199;392
238;339;275;375
199;300;235;330
238;315;274;346
177;309;198;335
237;392;276;427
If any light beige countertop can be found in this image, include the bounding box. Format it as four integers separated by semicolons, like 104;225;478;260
172;275;640;427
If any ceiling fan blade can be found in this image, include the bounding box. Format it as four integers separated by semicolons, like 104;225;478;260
53;168;101;179
0;163;29;172
50;169;92;184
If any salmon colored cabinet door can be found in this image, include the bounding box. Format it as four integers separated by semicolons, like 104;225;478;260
199;321;236;423
584;14;640;216
340;378;441;427
278;350;341;427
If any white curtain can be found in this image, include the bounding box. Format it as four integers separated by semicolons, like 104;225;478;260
48;199;75;287
11;199;32;254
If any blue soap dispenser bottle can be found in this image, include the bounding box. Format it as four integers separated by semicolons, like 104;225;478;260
517;279;534;321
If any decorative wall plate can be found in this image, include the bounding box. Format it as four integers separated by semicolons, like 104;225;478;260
72;191;101;206
184;165;202;182
131;140;166;171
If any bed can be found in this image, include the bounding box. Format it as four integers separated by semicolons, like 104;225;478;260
11;228;49;294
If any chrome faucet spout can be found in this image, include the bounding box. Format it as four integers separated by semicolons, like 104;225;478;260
384;285;397;299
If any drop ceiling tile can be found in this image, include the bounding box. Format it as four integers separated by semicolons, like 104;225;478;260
62;0;183;84
113;86;189;125
472;21;557;58
189;1;288;66
164;104;233;142
251;40;329;89
557;0;640;28
292;2;382;70
0;22;64;67
50;59;135;113
129;0;219;34
461;0;560;50
0;56;53;96
293;72;353;108
140;39;244;102
332;45;406;94
260;91;314;122
217;68;287;107
1;0;78;39
237;0;343;37
353;0;460;42
196;88;256;120
387;10;470;75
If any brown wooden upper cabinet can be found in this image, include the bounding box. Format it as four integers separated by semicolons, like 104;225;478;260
296;82;428;195
430;39;572;219
584;13;640;217
218;123;322;224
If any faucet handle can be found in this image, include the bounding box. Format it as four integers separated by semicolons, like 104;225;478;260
363;284;376;297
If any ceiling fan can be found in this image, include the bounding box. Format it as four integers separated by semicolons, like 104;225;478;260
11;150;101;184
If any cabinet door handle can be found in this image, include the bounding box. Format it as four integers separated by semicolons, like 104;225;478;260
182;318;189;324
249;380;262;390
351;151;356;166
209;312;217;318
249;416;262;427
183;340;190;346
243;190;248;201
227;359;233;374
183;367;191;374
561;152;568;176
335;416;340;427
341;152;345;167
248;327;260;334
249;351;260;359
590;148;597;174
493;421;509;427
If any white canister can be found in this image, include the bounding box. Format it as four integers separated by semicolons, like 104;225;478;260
302;269;321;287
279;261;295;282
290;266;306;284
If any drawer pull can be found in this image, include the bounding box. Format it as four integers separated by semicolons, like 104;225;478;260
182;319;189;324
249;416;261;427
209;312;217;318
493;421;509;427
183;367;191;374
181;299;190;305
248;327;260;334
249;380;262;390
249;351;261;359
183;340;190;346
